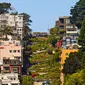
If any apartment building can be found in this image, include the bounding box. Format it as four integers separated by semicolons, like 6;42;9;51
0;73;20;85
0;36;22;60
0;42;22;74
0;35;22;85
56;16;71;30
64;27;78;47
0;14;23;39
56;16;78;48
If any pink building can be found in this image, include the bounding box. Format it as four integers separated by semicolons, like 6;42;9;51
0;40;22;61
0;36;23;74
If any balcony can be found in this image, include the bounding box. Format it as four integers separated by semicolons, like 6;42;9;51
66;30;78;34
3;59;21;66
66;28;78;34
3;67;10;73
59;23;64;26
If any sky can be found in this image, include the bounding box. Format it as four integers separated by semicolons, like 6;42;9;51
0;0;79;32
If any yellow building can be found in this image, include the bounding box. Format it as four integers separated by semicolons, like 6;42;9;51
60;49;78;65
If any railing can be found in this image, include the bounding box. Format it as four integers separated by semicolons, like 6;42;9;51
3;59;21;65
66;31;78;34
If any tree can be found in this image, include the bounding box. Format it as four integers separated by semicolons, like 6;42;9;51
21;13;32;75
48;35;59;47
20;13;32;37
22;75;34;85
0;25;13;40
0;2;12;14
63;52;81;75
70;0;85;28
50;28;58;35
29;37;61;85
63;49;85;75
64;70;85;85
49;25;59;35
78;18;85;46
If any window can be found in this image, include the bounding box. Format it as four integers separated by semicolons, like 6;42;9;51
12;67;18;72
19;34;22;36
17;29;19;31
13;50;16;53
74;41;77;43
1;77;3;79
60;26;64;29
19;16;22;20
11;78;12;80
66;26;73;29
19;29;22;31
59;18;64;23
14;78;16;80
18;50;20;53
4;67;10;70
9;50;12;53
4;67;10;73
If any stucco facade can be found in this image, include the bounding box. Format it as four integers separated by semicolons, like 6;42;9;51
0;40;22;61
0;14;24;39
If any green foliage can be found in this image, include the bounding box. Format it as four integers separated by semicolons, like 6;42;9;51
63;49;85;75
0;2;12;14
22;75;34;85
70;0;85;28
36;72;61;85
48;25;64;47
30;37;48;52
66;1;85;84
63;52;81;75
49;27;58;35
30;53;48;64
64;70;85;85
0;25;13;40
48;35;59;47
20;13;32;35
29;26;61;84
80;52;85;69
78;18;85;46
21;13;32;74
59;29;65;35
29;49;61;84
10;11;18;15
20;13;32;25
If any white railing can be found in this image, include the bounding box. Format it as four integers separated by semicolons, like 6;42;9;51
66;31;78;34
